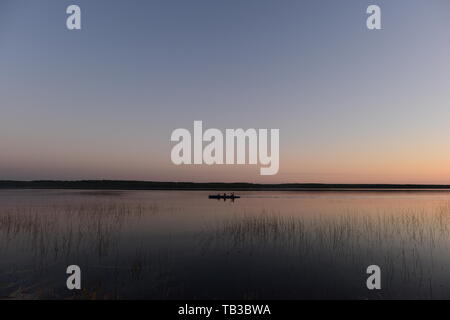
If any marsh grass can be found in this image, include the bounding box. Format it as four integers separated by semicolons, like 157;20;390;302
0;201;164;299
202;205;450;252
0;203;158;259
197;204;450;298
2;196;450;299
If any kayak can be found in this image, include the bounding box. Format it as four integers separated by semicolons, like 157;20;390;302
209;195;241;199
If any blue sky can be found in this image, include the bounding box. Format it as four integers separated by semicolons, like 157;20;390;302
1;0;450;183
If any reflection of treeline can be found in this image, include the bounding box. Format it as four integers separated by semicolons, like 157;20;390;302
3;180;450;190
2;180;450;191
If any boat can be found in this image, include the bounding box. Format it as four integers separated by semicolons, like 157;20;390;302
208;194;241;199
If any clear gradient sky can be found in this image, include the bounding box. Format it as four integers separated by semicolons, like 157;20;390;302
1;0;450;183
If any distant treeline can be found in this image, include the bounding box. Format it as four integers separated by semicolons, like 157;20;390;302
1;180;450;191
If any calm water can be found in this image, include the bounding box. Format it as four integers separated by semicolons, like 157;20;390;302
2;189;450;299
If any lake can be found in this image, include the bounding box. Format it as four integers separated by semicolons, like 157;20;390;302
1;189;450;299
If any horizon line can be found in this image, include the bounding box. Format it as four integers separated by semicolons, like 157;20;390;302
3;180;450;190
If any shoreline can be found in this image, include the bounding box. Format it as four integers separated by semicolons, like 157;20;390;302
2;181;450;192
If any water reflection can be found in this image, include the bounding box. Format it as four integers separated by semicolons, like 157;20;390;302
1;190;450;299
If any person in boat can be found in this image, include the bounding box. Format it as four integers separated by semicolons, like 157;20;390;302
231;192;235;198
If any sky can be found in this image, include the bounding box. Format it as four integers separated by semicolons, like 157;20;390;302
1;0;450;183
